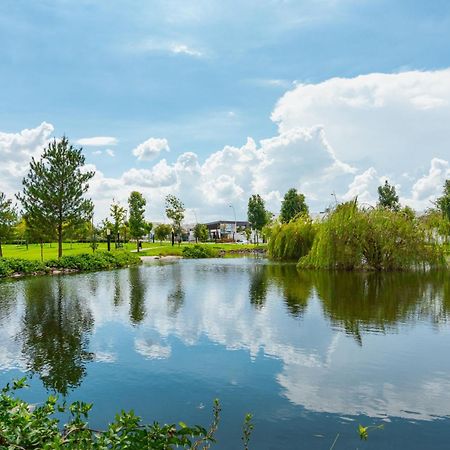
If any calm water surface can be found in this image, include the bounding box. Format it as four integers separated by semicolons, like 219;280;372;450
0;258;450;449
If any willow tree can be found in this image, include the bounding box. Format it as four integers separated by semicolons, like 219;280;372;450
18;137;94;258
0;192;17;257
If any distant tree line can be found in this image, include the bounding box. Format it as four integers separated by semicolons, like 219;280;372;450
1;135;449;263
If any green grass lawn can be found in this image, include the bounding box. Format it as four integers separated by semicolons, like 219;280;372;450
1;241;267;260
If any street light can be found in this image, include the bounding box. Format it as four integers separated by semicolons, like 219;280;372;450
106;228;111;252
229;204;236;242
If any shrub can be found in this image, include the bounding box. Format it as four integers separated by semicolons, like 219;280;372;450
0;258;47;276
0;252;141;278
182;245;218;258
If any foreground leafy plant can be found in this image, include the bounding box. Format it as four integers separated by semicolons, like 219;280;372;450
0;379;226;449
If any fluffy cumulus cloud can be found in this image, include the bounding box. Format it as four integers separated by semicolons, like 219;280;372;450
406;158;450;209
0;121;54;195
3;69;450;219
132;137;170;161
272;69;450;175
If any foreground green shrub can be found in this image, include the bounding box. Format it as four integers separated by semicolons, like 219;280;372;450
182;245;218;259
0;378;228;449
299;201;446;271
267;216;316;261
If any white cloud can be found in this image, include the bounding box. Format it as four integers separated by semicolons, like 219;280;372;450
132;137;170;161
271;69;450;175
76;136;118;146
4;69;450;220
122;159;177;188
170;43;203;57
405;158;450;210
92;149;115;157
128;39;204;58
0;121;53;196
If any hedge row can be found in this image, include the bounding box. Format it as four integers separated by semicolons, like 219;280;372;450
0;252;141;278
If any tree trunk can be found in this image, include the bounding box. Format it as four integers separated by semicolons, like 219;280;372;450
137;240;140;252
58;222;63;258
0;240;3;258
40;241;44;262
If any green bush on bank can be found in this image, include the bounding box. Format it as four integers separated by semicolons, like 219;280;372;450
0;252;141;278
182;245;219;259
0;258;47;277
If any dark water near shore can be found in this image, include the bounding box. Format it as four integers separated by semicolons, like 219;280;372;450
0;258;449;449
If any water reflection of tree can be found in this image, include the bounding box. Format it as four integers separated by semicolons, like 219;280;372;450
113;271;123;307
249;264;268;309
129;267;146;325
250;264;450;341
266;264;313;317
167;265;185;317
20;276;94;395
313;271;450;344
0;282;19;323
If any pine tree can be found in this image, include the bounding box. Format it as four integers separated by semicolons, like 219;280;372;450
435;179;450;221
18;137;94;258
280;188;309;223
377;180;400;211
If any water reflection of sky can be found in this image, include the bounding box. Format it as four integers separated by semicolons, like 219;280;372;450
0;259;450;449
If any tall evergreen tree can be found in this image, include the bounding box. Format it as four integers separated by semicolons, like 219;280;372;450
18;137;94;258
377;180;400;211
435;179;450;221
280;188;309;223
247;194;268;244
128;191;147;252
0;192;17;257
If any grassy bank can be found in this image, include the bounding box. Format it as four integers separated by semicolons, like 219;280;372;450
139;242;267;257
1;242;267;260
0;251;141;278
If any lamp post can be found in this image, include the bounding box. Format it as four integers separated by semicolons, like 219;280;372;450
106;228;111;252
229;204;236;242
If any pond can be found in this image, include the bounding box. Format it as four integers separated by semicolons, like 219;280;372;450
0;258;449;449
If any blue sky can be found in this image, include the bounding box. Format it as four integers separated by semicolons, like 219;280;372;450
1;0;450;220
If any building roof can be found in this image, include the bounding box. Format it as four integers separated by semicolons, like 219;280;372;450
204;220;249;228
